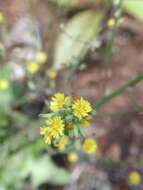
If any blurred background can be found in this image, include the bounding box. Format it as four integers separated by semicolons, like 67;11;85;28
0;0;143;190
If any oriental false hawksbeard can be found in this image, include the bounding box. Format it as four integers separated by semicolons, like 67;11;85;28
40;93;97;153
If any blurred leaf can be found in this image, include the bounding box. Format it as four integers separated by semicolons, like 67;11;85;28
122;0;143;20
54;10;103;70
0;148;71;189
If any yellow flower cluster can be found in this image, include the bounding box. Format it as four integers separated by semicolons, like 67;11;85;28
40;93;95;151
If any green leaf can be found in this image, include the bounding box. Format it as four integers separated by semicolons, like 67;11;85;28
122;0;143;20
54;10;103;70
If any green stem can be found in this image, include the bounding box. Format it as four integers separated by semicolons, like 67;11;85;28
94;74;143;109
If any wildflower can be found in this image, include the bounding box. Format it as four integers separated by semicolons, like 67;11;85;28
0;12;5;24
107;18;116;29
72;97;92;120
128;171;141;186
27;62;40;74
46;68;57;80
35;51;47;64
67;152;78;163
56;136;69;150
40;127;51;144
46;116;64;139
83;138;97;154
50;93;66;112
0;79;9;90
40;116;64;145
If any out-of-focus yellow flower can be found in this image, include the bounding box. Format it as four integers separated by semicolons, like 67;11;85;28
46;68;57;80
40;116;64;144
67;152;78;163
82;138;97;154
40;127;51;144
0;79;9;90
27;62;40;74
50;93;66;112
72;97;92;120
0;12;5;24
128;171;141;186
81;120;91;127
56;136;69;150
35;51;47;64
107;18;116;29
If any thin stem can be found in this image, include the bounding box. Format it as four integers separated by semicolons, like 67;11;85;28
94;74;143;109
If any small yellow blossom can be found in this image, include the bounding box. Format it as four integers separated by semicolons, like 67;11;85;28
107;18;116;29
27;62;40;74
46;69;57;80
67;152;78;163
0;12;5;24
50;93;66;112
0;79;9;90
40;116;64;144
83;138;97;154
128;171;141;186
56;136;69;150
35;51;47;64
46;116;64;138
40;127;51;144
72;97;92;120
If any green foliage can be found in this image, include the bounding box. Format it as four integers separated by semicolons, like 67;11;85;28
122;0;143;20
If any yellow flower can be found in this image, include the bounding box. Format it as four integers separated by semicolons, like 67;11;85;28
107;18;116;29
40;127;52;144
46;69;57;80
27;62;40;74
56;136;69;150
0;12;5;24
72;97;92;120
0;79;9;90
82;138;97;154
50;93;66;112
35;51;47;64
46;116;64;139
128;171;141;186
67;152;78;163
40;116;64;144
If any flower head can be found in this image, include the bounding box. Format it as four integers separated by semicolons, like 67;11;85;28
46;68;57;80
56;136;69;150
0;79;9;91
72;97;92;120
46;116;64;138
128;171;141;186
107;18;116;29
40;116;64;144
83;138;97;154
36;51;47;64
27;62;40;74
50;93;66;112
67;152;78;163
